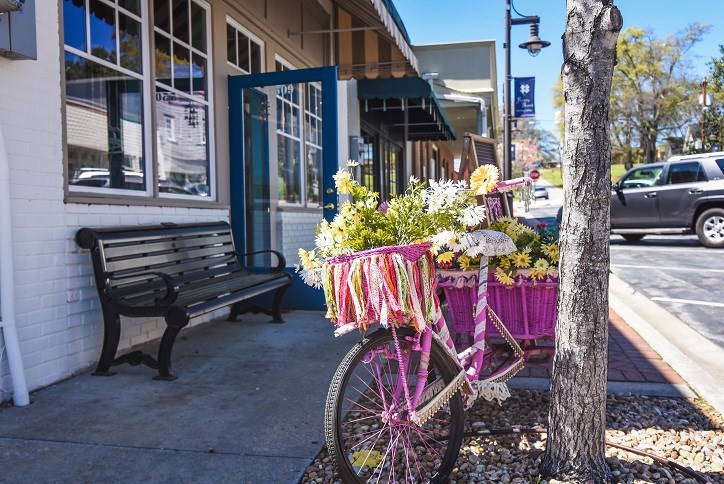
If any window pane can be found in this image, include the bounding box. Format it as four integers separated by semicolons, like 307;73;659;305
89;0;117;64
155;32;172;83
250;41;262;73
63;0;87;51
172;0;189;44
173;42;191;92
191;53;206;98
155;88;209;196
118;0;140;16
65;52;145;192
154;0;170;32
119;14;142;73
190;1;206;53
278;134;301;203
226;24;236;65
237;33;250;72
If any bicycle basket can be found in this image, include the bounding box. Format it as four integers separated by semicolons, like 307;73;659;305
322;243;441;333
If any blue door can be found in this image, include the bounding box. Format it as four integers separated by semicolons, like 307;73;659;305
229;67;339;310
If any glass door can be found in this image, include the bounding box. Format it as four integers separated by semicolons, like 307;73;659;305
229;67;339;310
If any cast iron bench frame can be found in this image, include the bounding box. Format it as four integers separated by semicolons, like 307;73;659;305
75;221;293;380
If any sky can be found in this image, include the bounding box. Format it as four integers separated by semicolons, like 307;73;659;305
393;0;724;138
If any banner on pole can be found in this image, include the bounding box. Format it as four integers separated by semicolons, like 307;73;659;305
514;77;535;118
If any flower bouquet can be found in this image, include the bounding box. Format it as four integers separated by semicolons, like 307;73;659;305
297;163;488;334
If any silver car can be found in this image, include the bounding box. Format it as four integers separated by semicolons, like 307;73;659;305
610;152;724;248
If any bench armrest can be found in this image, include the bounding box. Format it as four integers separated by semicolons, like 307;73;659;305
236;249;287;273
105;271;179;306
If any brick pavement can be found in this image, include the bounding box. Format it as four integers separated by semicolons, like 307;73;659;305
514;309;685;384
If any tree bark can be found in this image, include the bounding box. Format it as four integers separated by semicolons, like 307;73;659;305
540;1;622;483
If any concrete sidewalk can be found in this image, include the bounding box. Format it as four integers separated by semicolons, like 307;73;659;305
0;292;717;482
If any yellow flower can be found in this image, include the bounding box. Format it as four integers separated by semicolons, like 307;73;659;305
298;248;318;270
494;267;515;285
511;250;532;268
497;256;511;269
333;169;354;194
470;164;500;195
458;254;479;270
530;258;550;280
436;251;454;264
543;243;559;263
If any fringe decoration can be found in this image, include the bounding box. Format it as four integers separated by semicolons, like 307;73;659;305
322;244;441;332
465;380;512;409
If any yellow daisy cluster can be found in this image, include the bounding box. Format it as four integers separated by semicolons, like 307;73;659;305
487;217;559;285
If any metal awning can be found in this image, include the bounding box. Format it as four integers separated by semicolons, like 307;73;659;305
357;77;456;141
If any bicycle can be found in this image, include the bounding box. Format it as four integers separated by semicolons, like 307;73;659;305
322;232;558;483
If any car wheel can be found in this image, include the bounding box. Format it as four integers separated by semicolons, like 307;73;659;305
621;234;645;242
695;208;724;248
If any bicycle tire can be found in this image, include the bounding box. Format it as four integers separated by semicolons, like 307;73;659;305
324;327;464;483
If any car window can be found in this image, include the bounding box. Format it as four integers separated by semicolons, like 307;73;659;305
666;162;707;185
715;159;724;176
620;166;663;189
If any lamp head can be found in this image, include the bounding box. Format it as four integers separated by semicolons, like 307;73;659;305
519;23;550;56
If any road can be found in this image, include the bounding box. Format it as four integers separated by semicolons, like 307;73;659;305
518;182;723;350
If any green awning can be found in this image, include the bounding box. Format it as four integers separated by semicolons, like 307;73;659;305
357;77;456;141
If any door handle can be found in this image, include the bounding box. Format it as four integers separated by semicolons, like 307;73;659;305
323;203;335;210
644;192;657;198
688;188;703;194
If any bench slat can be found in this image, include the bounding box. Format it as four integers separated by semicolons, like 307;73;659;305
102;233;234;261
104;243;235;274
110;261;240;298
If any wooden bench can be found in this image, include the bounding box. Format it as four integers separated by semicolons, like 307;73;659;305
75;221;293;380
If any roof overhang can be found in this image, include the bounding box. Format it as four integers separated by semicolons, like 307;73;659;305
357;77;456;141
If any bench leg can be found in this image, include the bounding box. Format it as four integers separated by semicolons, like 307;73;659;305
92;307;121;376
270;284;290;324
154;325;183;381
227;302;241;322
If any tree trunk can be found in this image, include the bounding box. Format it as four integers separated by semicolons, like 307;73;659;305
540;1;622;483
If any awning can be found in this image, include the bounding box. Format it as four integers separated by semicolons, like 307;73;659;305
357;77;456;141
335;1;419;79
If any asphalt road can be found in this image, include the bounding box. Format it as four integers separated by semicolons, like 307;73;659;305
518;182;724;350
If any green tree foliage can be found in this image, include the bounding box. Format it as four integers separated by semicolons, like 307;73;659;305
701;45;724;151
611;24;710;165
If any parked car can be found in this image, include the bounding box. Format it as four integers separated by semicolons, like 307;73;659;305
70;169;195;195
610;152;724;248
533;186;550;200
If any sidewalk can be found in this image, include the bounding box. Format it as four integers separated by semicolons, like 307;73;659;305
0;300;711;482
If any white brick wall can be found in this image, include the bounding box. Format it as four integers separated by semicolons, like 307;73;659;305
0;4;231;402
278;210;323;266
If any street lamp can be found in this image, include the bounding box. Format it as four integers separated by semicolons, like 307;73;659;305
699;77;713;152
504;0;550;188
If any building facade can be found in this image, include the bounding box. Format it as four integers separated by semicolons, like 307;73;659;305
0;0;460;401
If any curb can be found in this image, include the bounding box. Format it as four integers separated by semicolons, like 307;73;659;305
509;377;696;398
608;273;724;415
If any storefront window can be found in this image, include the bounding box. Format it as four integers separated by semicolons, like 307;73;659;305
64;0;146;193
63;0;212;199
305;84;322;205
226;19;263;74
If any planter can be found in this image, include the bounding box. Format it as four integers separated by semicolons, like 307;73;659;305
436;269;558;340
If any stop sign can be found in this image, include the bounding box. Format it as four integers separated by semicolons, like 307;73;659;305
530;169;540;180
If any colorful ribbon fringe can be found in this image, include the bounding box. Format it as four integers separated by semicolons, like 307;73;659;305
322;243;440;332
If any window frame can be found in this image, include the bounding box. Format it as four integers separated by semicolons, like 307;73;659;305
62;0;216;203
226;16;265;75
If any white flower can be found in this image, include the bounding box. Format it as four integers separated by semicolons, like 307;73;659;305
461;205;487;228
431;230;458;248
347;159;360;167
409;175;420;185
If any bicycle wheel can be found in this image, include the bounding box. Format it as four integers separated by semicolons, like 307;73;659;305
325;327;464;483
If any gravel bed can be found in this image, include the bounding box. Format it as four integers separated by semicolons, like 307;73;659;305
301;390;723;483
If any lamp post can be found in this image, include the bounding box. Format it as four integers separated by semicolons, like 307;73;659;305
504;0;550;185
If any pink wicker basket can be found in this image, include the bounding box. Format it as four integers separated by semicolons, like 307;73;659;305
437;269;558;340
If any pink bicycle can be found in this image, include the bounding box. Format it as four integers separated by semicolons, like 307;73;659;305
323;235;557;482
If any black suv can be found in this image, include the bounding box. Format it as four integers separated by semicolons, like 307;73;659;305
610;152;724;248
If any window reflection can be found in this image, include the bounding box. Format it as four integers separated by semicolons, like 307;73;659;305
65;53;145;192
155;89;210;196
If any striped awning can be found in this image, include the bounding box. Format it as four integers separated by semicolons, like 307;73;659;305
335;1;419;79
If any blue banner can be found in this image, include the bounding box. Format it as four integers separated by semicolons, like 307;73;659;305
514;77;535;118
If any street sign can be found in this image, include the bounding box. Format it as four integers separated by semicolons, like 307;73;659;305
530;169;540;180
